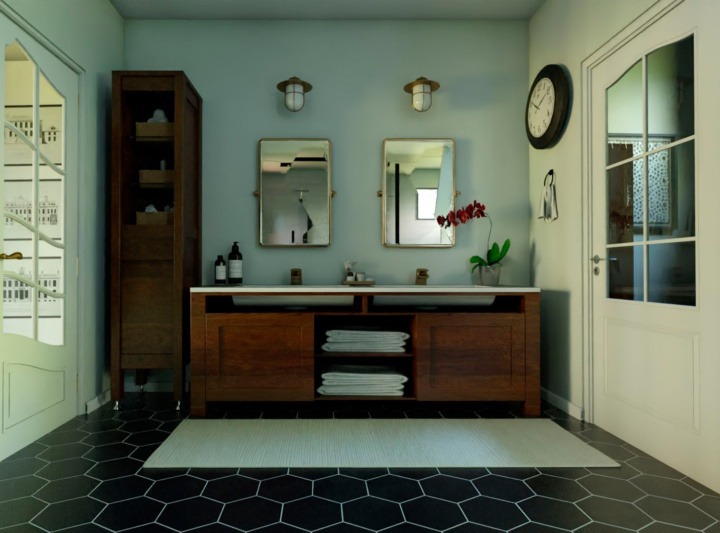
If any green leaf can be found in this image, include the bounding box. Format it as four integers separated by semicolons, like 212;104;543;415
487;242;500;264
469;255;488;267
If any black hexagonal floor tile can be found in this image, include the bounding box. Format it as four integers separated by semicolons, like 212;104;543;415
343;496;404;530
117;409;155;422
382;523;438;532
31;496;104;530
259;475;312;502
36;457;95;480
289;468;337;480
339;468;388;480
37;442;92;462
147;474;205;502
368;474;423;502
635;495;716;530
238;468;288;480
0;475;46;500
282;496;342;530
119;419;162;433
79;418;125;433
90;475;152;503
314;474;367;502
631;474;701;501
588;441;637;462
0;457;47;479
388;468;438;480
693;495;720;521
130;443;160;461
576;495;652;530
314;524;368;532
421;475;478;502
626;456;685;479
578;473;646;502
94;496;164;530
83;442;136;462
472;474;533;502
37;430;89;447
445;523;498;533
579;427;626;446
585;462;641;480
403;496;466;530
0;497;47;529
254;524;306;533
461;495;528;530
81;429;129;447
438;468;489;480
486;468;538;480
34;475;100;503
86;457;142;480
204;474;259;502
157;496;223;530
124;429;169;446
525;473;590;502
4;442;47;461
519;496;590;530
221;496;282;530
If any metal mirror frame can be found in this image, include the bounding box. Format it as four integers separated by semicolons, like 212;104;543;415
381;138;456;248
256;138;333;247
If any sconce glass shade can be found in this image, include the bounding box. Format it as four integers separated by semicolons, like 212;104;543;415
277;76;313;112
403;77;440;112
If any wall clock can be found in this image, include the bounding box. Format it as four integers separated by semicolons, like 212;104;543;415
525;64;570;149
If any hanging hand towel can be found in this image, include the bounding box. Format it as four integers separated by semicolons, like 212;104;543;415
538;169;559;222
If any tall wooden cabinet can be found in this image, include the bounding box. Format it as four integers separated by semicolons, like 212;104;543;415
110;71;202;409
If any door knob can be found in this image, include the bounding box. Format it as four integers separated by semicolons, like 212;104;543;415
0;251;23;260
591;254;605;264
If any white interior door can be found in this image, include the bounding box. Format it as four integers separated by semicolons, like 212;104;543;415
589;0;720;492
0;11;79;460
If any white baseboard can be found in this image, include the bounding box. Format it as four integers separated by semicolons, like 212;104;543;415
85;389;111;414
541;388;584;421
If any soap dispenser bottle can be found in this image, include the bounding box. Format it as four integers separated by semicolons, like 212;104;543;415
228;242;243;284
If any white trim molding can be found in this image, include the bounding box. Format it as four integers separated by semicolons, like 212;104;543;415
541;388;584;421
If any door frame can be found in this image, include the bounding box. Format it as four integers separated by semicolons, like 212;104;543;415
0;2;85;415
580;0;686;423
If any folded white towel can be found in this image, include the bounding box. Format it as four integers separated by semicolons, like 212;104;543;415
327;330;410;341
316;385;405;396
321;343;406;352
321;365;409;383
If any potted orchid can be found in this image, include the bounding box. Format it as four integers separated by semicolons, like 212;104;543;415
437;200;511;286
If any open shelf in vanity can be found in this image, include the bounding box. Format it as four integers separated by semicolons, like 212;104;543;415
189;285;540;417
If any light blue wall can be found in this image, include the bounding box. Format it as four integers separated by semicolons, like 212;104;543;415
3;0;124;408
124;20;531;286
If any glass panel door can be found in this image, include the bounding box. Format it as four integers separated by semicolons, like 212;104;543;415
2;41;65;343
605;35;695;306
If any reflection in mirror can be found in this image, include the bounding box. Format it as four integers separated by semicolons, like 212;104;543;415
258;139;331;246
382;139;455;247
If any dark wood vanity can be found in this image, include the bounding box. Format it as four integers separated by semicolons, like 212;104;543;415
189;286;540;417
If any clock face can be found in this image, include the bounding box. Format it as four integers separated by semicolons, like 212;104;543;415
527;77;556;138
525;64;570;149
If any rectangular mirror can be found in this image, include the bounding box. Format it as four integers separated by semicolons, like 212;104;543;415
382;138;455;247
258;138;332;246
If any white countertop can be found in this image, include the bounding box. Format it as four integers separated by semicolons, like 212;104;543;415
191;284;540;294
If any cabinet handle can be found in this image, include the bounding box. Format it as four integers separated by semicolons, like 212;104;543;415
0;251;23;260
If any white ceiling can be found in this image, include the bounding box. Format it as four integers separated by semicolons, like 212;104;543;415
109;0;545;21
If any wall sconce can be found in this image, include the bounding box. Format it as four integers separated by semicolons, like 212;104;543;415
276;76;312;112
403;77;440;112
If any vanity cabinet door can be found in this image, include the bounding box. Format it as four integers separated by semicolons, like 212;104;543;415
415;313;526;401
205;313;315;401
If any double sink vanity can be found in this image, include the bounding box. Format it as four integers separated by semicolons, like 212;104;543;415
189;285;540;417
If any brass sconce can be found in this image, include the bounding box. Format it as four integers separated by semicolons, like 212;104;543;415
403;76;440;112
277;76;313;112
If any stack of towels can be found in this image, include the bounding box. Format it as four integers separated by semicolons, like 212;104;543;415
317;364;409;396
321;329;410;353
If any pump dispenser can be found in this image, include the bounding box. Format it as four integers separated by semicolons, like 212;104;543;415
228;242;243;284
